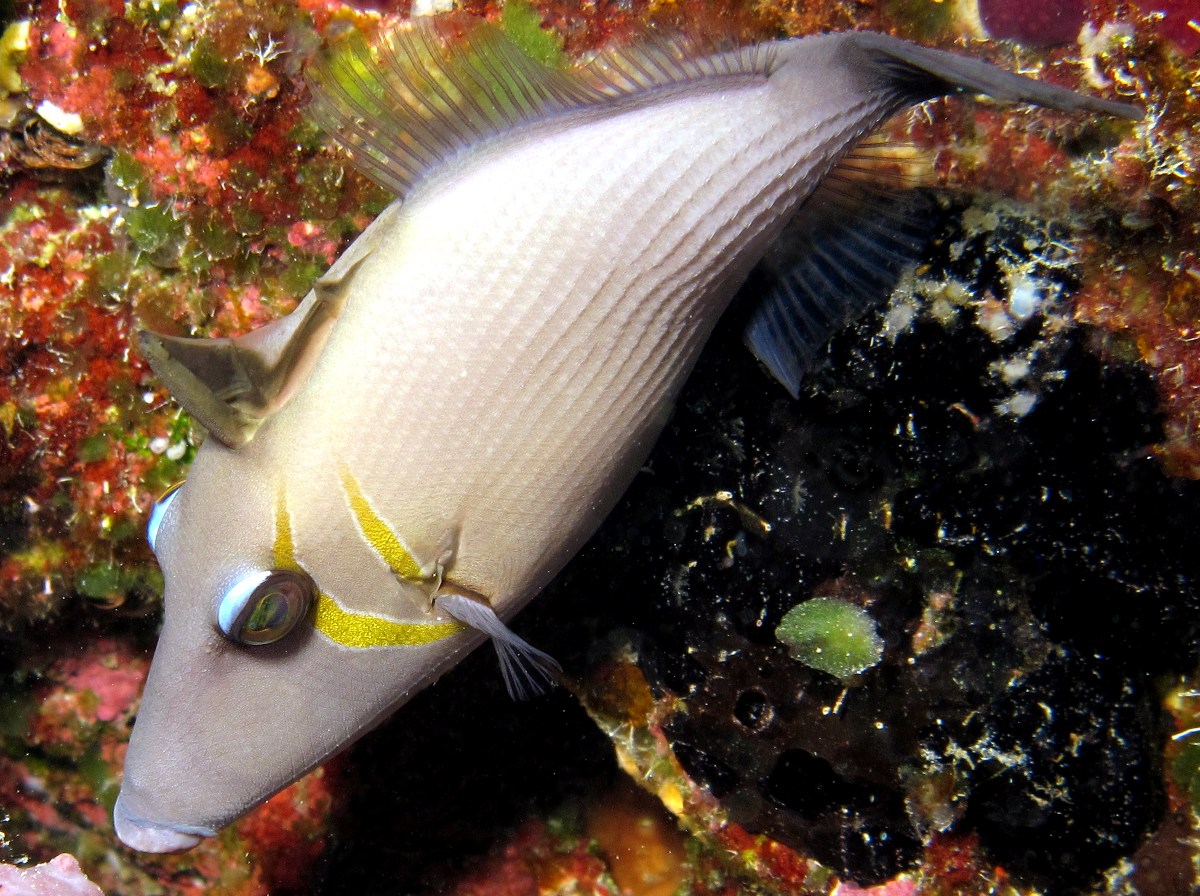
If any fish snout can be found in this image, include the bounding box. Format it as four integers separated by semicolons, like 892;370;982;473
113;794;209;852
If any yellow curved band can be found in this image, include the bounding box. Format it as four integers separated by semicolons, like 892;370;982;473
314;593;461;648
274;483;461;649
339;465;424;581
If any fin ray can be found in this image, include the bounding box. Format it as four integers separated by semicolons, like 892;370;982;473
307;16;773;199
435;591;561;700
746;181;938;397
846;32;1140;119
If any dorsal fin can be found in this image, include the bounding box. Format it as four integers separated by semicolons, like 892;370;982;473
579;30;776;94
306;15;774;199
138;257;364;448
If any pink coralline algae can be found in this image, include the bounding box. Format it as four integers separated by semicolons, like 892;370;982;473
0;630;337;896
440;820;612;896
831;879;916;896
1133;0;1200;55
977;0;1086;45
39;638;145;725
975;0;1199;56
0;855;105;896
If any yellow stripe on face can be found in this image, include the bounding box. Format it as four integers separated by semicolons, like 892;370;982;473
314;593;462;648
339;465;424;582
274;483;460;649
274;487;298;569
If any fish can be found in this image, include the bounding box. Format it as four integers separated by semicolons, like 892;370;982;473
112;13;1139;852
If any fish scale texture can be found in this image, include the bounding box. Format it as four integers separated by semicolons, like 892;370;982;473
282;86;863;605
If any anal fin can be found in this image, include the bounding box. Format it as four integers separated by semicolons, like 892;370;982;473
745;145;939;396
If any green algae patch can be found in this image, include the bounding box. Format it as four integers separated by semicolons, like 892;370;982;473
124;203;184;257
500;0;566;67
78;744;120;811
881;0;953;41
78;433;109;464
75;562;125;601
0;690;33;740
776;597;884;680
75;559;161;601
189;35;233;90
106;150;149;205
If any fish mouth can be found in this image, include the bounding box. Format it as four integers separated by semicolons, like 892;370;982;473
113;795;213;853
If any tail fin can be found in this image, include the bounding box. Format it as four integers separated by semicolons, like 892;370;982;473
846;32;1141;120
744;32;1138;396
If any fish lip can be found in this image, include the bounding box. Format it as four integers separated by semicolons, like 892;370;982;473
113;794;213;853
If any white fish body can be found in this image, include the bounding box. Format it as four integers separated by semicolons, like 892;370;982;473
298;80;842;601
113;20;1138;852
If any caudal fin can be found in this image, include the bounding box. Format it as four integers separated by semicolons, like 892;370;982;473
847;31;1141;120
744;31;1138;396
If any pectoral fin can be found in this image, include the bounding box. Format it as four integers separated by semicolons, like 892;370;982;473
435;590;561;700
138;257;364;448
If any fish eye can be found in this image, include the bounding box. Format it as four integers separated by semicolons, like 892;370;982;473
217;570;316;646
146;481;185;553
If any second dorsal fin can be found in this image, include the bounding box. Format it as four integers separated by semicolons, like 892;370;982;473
744;140;939;397
306;15;773;199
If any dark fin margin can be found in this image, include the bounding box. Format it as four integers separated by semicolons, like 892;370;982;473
845;31;1141;120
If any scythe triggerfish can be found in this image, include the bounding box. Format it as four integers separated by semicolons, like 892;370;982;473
113;13;1138;852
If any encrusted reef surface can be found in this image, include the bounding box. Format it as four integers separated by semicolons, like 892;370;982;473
0;0;1196;893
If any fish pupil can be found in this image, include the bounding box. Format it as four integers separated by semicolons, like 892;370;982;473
245;590;292;635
